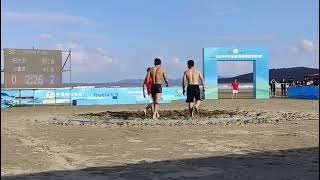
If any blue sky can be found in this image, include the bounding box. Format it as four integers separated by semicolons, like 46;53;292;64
1;0;319;83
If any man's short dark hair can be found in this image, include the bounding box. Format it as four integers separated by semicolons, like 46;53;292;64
147;67;151;72
154;58;161;66
187;60;194;67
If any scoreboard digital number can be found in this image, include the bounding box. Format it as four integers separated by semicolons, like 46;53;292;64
4;48;62;88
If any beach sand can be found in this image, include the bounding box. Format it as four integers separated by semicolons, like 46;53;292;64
1;97;319;180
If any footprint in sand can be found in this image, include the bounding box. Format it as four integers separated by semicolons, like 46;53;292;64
226;129;251;135
127;139;143;143
144;147;162;151
180;139;209;146
206;141;249;153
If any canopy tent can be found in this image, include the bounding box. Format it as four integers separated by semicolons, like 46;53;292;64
307;73;319;77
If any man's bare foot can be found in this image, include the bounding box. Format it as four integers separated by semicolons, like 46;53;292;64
143;109;147;116
194;106;198;114
156;112;160;118
190;107;194;117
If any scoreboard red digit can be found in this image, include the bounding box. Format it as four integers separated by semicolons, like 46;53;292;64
4;48;62;88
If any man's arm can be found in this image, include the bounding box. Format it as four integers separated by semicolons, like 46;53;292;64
199;72;205;92
143;71;150;98
143;80;146;98
163;70;169;87
182;71;187;95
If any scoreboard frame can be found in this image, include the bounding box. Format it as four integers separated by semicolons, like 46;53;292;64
2;48;68;88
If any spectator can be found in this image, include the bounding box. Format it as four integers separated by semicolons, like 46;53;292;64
269;79;277;97
231;79;239;99
288;77;294;87
302;76;308;86
307;78;313;86
280;78;287;97
314;78;319;86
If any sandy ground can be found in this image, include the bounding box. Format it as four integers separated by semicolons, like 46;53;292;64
1;96;319;180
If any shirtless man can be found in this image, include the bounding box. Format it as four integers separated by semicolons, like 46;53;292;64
182;60;205;117
147;58;169;119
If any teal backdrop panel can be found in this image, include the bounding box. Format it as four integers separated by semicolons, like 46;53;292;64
203;47;269;99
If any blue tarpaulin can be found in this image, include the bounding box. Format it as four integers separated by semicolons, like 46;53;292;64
288;86;319;99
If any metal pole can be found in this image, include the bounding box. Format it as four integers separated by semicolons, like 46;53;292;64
62;52;71;70
19;89;21;105
33;89;35;108
69;50;72;106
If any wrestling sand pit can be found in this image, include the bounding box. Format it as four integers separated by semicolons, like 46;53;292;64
1;99;319;180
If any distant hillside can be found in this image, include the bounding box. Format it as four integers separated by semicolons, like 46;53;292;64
117;78;181;84
117;67;319;85
75;67;319;86
219;67;319;83
115;79;182;86
1;67;318;88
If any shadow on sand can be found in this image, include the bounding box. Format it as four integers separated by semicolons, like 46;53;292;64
2;147;319;180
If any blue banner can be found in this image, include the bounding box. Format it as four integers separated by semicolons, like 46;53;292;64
1;86;186;107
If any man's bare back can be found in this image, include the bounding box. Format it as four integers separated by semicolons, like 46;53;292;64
150;66;168;85
184;68;202;85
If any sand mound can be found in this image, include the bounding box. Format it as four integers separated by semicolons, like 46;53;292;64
81;109;237;120
47;109;319;127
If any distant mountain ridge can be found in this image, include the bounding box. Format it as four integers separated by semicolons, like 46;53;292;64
219;67;319;83
115;78;182;85
1;67;318;88
117;67;319;85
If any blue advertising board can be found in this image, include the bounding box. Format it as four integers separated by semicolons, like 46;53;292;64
1;86;186;107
